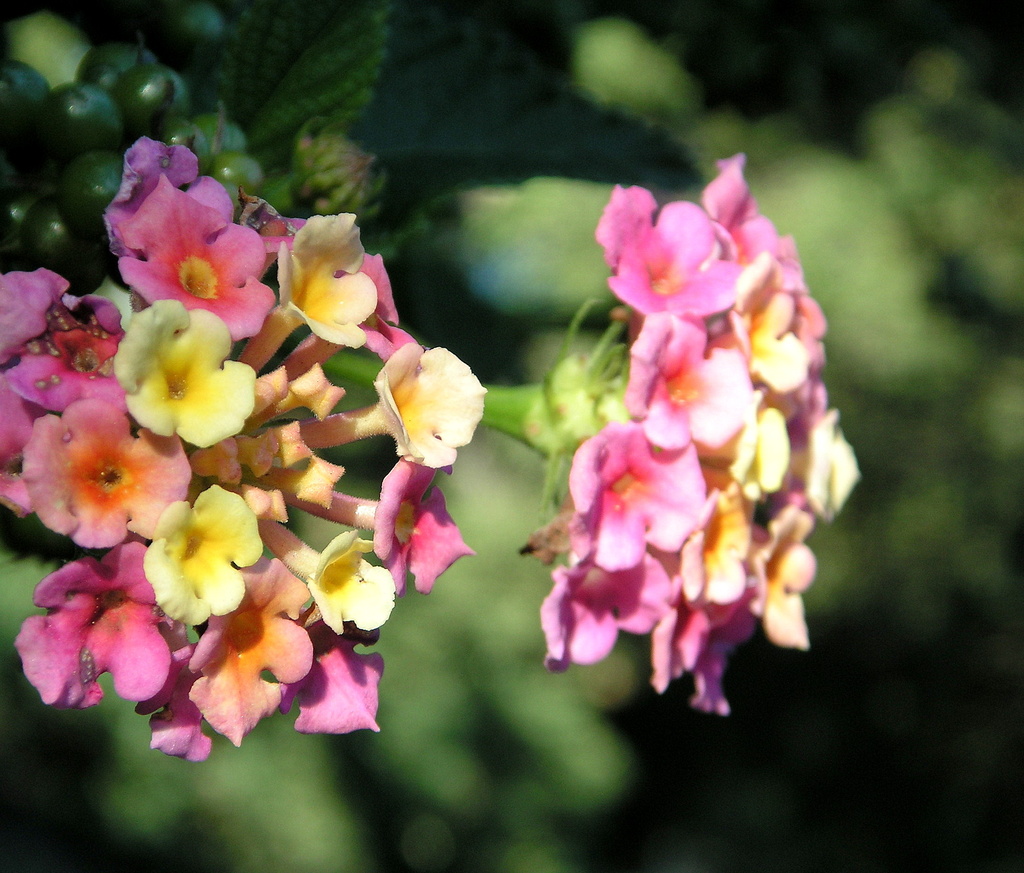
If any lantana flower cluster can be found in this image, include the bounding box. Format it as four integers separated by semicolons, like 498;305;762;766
537;155;859;714
1;137;484;760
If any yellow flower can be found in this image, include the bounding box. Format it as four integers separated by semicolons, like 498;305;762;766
144;485;264;625
375;343;486;468
728;392;791;500
277;214;378;347
755;506;817;650
735;253;810;394
307;531;396;633
114;300;256;447
801;409;860;521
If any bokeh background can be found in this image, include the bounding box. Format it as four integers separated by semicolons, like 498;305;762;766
4;1;1024;871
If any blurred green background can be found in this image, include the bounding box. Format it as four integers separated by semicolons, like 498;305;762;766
4;1;1024;871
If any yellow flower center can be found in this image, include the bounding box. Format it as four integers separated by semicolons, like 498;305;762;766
394;501;416;545
318;548;363;595
610;471;644;512
178;255;219;300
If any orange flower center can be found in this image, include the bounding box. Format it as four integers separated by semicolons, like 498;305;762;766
227;610;265;653
648;259;682;297
668;371;700;404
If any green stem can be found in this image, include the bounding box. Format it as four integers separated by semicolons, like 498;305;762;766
320;350;383;391
480;383;544;448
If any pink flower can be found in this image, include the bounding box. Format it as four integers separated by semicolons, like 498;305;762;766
136;643;212;762
542;552;674;671
0;269;67;361
596;185;742;317
3;292;124;412
0;374;43;515
22;398;191;549
280;622;384;734
374;460;474;595
14;542;173;708
701;154;780;264
105;137;200;256
650;587;757;715
189;558;314;745
626;312;752;450
116;175;275;340
569;421;706;571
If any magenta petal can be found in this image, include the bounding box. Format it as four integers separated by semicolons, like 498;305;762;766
105;137;200;256
596;185;658;269
0;269;68;360
687;345;753;449
666;260;743;317
185;175;235;219
281;623;384;734
138;645;212;762
375;459;427;564
363;322;417;361
117;176;275;340
591;499;649;571
650;602;709;694
15;542;171;708
0;374;43;514
655;201;718;269
406;486;474;594
569;423;706;572
541;570;620;669
701;154;757;230
376;461;473;595
89;601;175;701
15;605;101;708
701;154;781;263
3;293;125;412
543;554;674;671
363;253;398;324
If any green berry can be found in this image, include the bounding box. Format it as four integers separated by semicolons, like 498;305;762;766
161;1;227;62
19;196;108;292
57;150;123;238
0;60;49;147
76;41;156;92
0;189;38;241
112;62;191;139
207;151;264;193
159;114;211;162
193;111;247;156
37;82;124;162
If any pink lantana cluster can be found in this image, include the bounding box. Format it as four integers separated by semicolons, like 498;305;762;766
540;156;859;714
1;137;485;760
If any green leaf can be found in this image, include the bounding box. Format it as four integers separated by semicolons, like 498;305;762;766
219;0;389;170
351;0;702;227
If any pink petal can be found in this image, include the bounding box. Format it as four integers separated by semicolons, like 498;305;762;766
282;624;384;734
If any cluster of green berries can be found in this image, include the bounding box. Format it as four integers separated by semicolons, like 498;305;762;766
0;39;264;294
